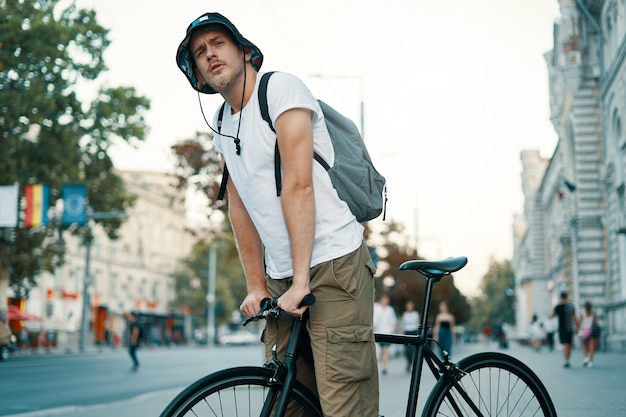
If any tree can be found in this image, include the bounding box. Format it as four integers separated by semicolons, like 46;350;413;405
373;219;470;325
170;235;246;326
170;131;248;322
171;131;226;215
0;0;150;297
468;257;516;333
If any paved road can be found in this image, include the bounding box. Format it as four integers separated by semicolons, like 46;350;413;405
5;341;623;416
377;341;624;416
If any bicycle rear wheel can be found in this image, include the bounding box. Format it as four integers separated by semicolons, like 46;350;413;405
422;352;557;417
160;366;323;417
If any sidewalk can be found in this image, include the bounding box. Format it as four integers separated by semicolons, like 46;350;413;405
376;340;625;416
495;341;626;417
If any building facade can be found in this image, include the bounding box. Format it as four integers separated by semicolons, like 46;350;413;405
514;0;626;351
16;170;199;348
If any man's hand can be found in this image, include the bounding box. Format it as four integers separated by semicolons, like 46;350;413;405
277;284;311;318
240;289;272;318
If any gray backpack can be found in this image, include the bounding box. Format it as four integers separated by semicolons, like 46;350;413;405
218;72;387;222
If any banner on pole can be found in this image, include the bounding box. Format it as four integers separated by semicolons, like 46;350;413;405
62;184;88;226
0;184;19;227
24;184;51;227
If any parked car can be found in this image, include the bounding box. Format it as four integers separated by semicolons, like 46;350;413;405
219;330;260;346
0;321;16;361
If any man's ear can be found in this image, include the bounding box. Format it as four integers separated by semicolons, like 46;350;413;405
243;46;252;61
193;68;206;89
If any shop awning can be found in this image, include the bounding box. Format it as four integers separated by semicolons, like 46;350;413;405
7;305;42;321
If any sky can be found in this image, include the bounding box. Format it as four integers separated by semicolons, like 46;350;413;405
74;0;561;297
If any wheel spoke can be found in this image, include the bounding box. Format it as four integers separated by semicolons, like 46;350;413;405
423;353;557;417
160;367;322;417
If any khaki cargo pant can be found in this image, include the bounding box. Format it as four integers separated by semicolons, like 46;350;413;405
264;241;380;416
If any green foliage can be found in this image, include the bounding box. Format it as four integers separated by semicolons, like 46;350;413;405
0;0;150;296
170;237;245;325
170;131;226;214
170;130;248;324
373;219;471;326
468;257;516;333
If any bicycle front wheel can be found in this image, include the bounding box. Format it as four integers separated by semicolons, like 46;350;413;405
160;366;323;417
423;352;557;417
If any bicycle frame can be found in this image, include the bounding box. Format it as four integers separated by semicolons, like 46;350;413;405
261;306;312;417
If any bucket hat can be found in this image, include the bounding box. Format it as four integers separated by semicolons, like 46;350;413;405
176;12;263;94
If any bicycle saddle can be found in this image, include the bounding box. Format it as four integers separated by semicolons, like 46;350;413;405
399;256;467;278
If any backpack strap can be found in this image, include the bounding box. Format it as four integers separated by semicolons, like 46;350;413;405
216;102;229;201
258;72;283;196
258;72;330;197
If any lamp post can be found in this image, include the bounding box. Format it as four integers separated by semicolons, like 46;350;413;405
561;176;580;311
79;238;92;353
206;242;217;346
78;210;128;353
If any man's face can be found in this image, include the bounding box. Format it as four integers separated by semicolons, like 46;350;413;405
189;26;247;93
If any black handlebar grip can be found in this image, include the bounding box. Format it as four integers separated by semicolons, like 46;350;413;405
300;293;316;307
260;298;272;310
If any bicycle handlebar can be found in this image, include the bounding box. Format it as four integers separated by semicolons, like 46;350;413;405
242;294;316;326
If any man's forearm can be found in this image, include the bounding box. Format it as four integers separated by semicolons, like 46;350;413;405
229;195;266;291
281;183;315;289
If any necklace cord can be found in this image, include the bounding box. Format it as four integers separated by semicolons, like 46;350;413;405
196;53;248;155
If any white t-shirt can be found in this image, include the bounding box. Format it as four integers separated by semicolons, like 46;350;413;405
374;303;397;333
402;311;420;332
213;72;363;278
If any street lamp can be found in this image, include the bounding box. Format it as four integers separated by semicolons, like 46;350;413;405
79;210;128;353
560;175;580;311
206;242;217;346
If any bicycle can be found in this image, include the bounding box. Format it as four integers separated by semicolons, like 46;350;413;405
160;256;557;417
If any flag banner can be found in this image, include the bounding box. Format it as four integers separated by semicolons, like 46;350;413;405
24;184;51;227
0;184;19;227
62;184;87;226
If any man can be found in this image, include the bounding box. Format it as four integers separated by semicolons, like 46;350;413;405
176;13;379;416
127;312;140;371
373;294;396;375
551;291;577;368
401;300;420;372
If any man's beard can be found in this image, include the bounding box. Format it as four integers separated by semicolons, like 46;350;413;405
209;64;245;94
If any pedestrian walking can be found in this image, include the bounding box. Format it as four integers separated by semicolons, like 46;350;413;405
433;301;456;357
543;315;556;352
374;294;397;375
529;313;544;351
551;291;577;368
175;12;380;415
127;312;140;371
401;300;420;372
491;319;508;349
579;300;599;367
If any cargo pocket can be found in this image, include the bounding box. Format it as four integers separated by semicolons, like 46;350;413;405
365;257;376;278
326;324;373;382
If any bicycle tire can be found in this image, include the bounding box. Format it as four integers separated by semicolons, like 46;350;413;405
422;352;557;417
160;366;323;417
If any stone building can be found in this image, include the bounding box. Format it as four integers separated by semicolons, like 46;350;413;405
19;170;199;348
514;0;626;351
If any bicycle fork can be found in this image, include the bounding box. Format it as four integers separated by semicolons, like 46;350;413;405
427;355;486;417
262;315;306;417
